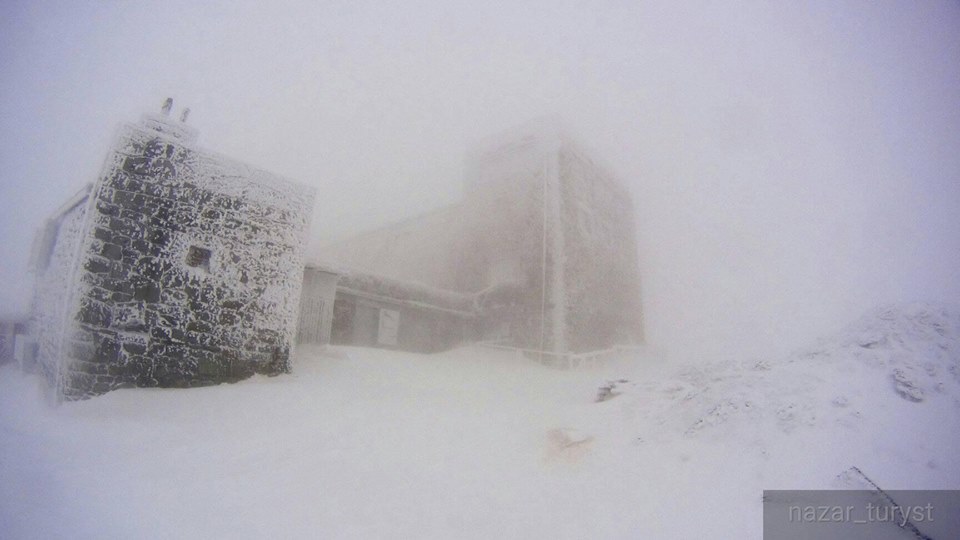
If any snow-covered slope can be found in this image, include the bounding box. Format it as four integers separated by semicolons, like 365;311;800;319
1;303;958;538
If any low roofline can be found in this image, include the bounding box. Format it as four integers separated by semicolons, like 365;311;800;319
49;183;93;222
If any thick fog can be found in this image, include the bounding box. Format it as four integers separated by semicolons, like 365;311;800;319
1;0;958;362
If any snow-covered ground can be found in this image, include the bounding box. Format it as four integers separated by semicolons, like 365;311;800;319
2;303;958;538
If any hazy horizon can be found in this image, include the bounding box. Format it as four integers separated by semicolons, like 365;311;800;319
2;0;958;363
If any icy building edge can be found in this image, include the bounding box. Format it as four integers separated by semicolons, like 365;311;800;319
461;122;643;355
25;106;315;400
313;120;643;359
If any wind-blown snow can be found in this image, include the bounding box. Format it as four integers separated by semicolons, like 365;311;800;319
1;303;957;538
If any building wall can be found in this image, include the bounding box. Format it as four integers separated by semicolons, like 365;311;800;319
330;292;472;353
459;132;558;351
460;127;644;353
28;187;91;387
0;320;25;365
319;204;467;290
32;113;314;400
557;142;643;352
327;269;476;353
314;119;642;356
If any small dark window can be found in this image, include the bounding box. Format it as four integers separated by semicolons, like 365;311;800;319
185;246;211;272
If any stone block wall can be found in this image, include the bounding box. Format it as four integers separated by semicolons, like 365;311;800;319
298;266;339;345
32;114;315;400
558;142;643;352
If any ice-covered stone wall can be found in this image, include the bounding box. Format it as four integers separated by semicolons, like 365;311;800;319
28;187;92;388
31;113;315;400
557;141;643;352
459;131;557;351
316;127;560;352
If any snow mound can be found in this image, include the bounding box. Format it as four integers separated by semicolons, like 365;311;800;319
609;303;960;445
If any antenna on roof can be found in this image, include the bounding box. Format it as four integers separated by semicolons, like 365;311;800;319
180;108;190;123
161;97;173;117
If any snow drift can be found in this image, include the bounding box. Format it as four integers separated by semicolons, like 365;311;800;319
1;303;957;538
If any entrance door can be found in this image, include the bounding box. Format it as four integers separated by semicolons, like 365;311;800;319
298;297;325;344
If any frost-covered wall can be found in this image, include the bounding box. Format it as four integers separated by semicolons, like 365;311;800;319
558;141;643;352
332;269;475;353
31;111;314;400
28;187;91;386
320;204;467;290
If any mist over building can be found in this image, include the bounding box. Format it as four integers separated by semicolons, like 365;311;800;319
19;106;642;400
308;119;643;358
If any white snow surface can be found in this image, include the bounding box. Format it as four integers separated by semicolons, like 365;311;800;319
2;303;959;538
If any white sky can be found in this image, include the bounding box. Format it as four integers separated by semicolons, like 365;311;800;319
1;0;958;361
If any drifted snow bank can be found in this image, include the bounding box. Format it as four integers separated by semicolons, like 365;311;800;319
612;303;960;440
590;303;960;535
1;303;958;539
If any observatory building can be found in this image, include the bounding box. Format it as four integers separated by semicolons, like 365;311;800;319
25;107;640;400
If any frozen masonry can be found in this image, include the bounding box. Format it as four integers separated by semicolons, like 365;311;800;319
22;100;315;400
306;118;643;360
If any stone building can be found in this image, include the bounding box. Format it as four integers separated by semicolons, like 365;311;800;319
26;107;639;399
306;119;643;358
26;103;314;400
